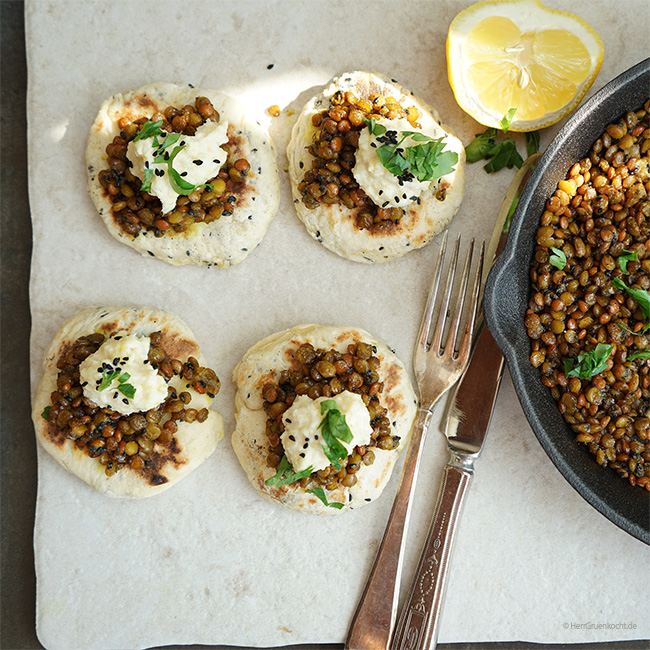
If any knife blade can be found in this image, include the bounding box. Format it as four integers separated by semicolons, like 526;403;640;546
389;154;540;650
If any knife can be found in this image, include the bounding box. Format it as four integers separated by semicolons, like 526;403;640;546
389;154;540;650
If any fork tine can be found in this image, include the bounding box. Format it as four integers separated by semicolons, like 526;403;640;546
456;239;485;362
444;238;475;356
417;230;448;353
431;234;461;354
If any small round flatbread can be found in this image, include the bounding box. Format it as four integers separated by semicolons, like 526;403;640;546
232;324;418;514
32;306;224;498
86;82;280;267
287;71;466;263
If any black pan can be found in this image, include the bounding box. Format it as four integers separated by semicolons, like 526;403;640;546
484;58;650;545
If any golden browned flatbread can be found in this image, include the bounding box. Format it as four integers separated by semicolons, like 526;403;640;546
86;82;280;267
232;324;417;514
287;71;465;263
32;306;224;497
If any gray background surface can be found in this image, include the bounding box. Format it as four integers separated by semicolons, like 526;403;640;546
1;1;647;649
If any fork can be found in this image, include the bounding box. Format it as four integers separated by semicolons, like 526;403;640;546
346;232;484;650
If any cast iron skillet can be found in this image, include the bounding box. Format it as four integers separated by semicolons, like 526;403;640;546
484;58;650;545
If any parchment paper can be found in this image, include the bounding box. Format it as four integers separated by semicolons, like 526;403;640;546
26;1;650;648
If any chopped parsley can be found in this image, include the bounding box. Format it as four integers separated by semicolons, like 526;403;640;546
500;108;517;133
97;369;136;399
265;455;313;487
41;406;51;422
564;343;613;379
613;277;650;324
364;117;458;183
618;250;638;274
318;399;353;471
549;246;567;270
628;350;650;361
307;486;344;509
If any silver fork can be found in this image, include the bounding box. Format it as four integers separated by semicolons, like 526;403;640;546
346;232;484;650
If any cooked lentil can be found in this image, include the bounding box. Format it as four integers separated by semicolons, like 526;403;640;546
299;90;421;234
526;100;650;490
46;331;220;476
98;96;250;237
262;341;398;491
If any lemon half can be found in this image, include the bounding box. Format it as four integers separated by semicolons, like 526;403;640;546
447;0;604;132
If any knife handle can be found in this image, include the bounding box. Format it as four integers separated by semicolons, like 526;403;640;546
346;407;433;650
390;456;473;650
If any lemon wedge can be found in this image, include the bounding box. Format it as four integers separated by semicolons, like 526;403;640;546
447;0;604;131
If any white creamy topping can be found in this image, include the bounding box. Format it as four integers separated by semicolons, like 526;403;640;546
281;391;373;473
352;115;435;209
127;120;229;214
79;334;169;416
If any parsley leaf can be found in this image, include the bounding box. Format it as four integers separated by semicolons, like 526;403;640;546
133;119;163;142
97;368;137;399
629;350;650;361
465;128;498;163
167;144;214;196
265;455;314;487
319;400;353;471
525;130;540;156
613;277;650;322
501;108;517;133
549;246;567;270
483;139;524;173
41;406;51;422
365;120;458;183
140;167;154;193
564;343;613;379
307;486;344;509
618;250;638;274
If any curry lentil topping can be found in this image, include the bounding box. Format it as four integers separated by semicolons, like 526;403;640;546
299;90;430;234
526;100;650;490
46;331;220;477
98;96;250;237
262;341;398;491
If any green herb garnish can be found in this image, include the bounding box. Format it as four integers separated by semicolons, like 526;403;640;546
166;144;214;196
465;114;526;173
97;368;137;399
465;128;498;163
318;399;354;471
140;167;154;193
41;406;51;422
307;486;344;509
549;246;567;270
483;139;523;173
500;108;517;133
364;118;458;183
629;350;650;361
265;455;314;487
564;343;613;379
613;277;650;323
618;250;638;274
525;131;540;156
133;119;163;142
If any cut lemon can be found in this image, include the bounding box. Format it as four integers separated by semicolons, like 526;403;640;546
446;0;604;131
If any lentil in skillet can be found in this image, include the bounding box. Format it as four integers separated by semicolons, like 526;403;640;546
526;100;650;490
98;96;250;237
262;341;398;491
45;331;220;477
299;90;431;234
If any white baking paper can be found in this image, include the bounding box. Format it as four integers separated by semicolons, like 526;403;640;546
26;1;649;648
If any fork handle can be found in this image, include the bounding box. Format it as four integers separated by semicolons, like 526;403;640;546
390;455;473;650
346;407;433;650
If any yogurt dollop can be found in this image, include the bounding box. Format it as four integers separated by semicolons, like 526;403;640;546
281;391;373;473
79;334;168;416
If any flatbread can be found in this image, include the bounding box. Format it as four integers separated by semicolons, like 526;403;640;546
287;70;466;263
32;306;224;498
86;82;280;267
232;324;418;514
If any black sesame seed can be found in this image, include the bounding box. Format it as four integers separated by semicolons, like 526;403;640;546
289;435;296;441
285;418;292;424
180;171;188;177
303;443;309;449
193;159;203;165
122;398;129;404
299;453;305;458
